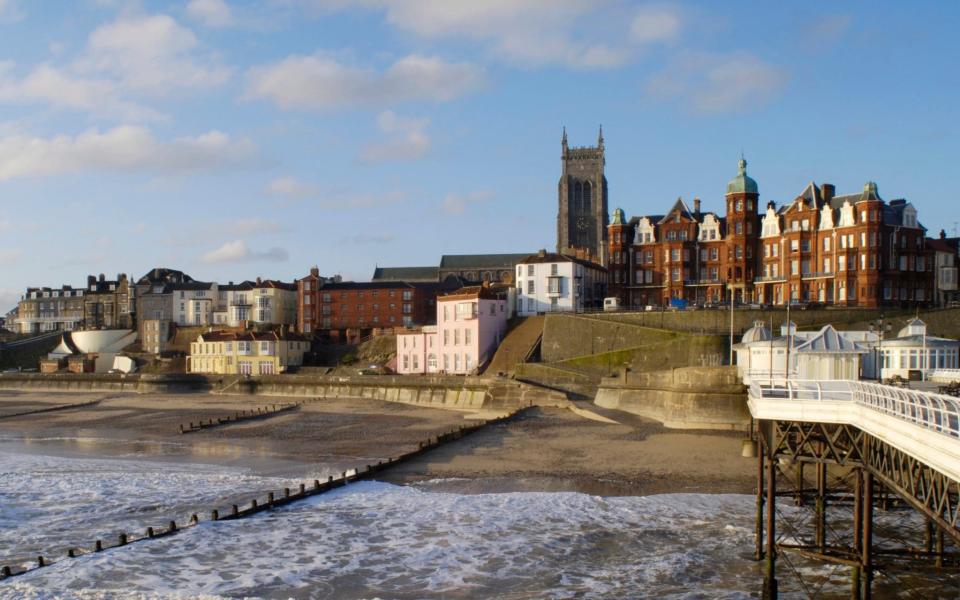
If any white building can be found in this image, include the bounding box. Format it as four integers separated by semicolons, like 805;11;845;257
514;250;608;316
876;318;960;380
735;322;876;384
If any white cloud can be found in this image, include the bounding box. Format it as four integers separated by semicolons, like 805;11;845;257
0;13;229;120
441;190;493;216
645;53;787;114
265;175;318;199
0;125;259;181
0;248;22;263
360;110;430;162
377;0;635;69
0;62;162;121
187;0;234;27
245;53;485;110
200;240;288;264
630;5;682;44
78;14;231;96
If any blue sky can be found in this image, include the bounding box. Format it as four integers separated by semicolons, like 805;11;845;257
0;1;958;313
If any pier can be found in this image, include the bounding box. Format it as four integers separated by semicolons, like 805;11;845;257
748;379;960;598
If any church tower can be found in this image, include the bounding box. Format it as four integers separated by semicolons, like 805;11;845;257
557;127;609;265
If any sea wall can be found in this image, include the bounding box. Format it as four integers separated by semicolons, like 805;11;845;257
594;366;749;430
0;373;569;411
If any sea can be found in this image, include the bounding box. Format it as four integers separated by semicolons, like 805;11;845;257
0;441;956;599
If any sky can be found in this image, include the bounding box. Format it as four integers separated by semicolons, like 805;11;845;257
0;1;958;313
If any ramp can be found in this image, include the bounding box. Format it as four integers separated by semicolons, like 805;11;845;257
484;316;544;375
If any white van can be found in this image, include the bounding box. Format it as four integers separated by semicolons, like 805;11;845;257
603;297;622;312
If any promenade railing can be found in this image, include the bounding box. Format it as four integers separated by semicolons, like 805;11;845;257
750;378;960;440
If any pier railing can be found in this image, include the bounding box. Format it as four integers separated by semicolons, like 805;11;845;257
750;378;960;439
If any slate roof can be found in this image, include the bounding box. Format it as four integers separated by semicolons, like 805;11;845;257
439;254;531;270
198;330;310;343
656;198;695;224
518;251;607;271
371;266;440;282
793;325;868;354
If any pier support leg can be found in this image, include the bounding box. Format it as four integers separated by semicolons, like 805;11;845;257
755;426;765;561
851;468;863;600
935;525;944;569
861;471;873;600
763;441;777;600
795;461;804;507
815;461;827;554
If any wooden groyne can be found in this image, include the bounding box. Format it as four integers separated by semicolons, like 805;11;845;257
178;402;301;434
0;407;530;581
0;398;103;421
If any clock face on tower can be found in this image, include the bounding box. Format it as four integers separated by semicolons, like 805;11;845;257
576;217;589;231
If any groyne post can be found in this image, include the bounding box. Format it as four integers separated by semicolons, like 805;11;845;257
755;425;765;561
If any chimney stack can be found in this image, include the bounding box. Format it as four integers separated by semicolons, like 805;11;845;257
822;183;835;203
538;248;547;257
310;266;320;277
693;198;701;214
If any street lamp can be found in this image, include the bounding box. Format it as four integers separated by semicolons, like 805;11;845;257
868;313;892;381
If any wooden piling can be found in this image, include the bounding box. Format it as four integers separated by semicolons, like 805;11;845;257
763;437;777;599
37;556;45;567
861;471;873;600
1;566;11;577
118;533;127;546
147;527;155;538
211;509;219;521
169;520;177;532
95;540;103;552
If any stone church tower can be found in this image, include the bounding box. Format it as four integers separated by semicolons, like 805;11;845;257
557;127;609;266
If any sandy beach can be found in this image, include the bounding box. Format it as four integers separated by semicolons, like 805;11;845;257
0;390;754;495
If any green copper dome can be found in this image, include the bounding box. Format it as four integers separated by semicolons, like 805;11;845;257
611;207;625;225
726;157;758;195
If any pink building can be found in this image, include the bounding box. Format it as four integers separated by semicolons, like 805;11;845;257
396;285;509;375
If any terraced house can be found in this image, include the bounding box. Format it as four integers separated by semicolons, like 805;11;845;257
187;330;310;375
606;158;935;309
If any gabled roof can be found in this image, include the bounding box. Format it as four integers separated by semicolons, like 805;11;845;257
255;279;296;291
657;197;695;224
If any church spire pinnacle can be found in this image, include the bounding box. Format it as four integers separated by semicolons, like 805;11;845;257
562;125;567;148
598;124;604;148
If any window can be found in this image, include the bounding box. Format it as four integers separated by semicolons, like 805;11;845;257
710;248;719;261
465;329;472;344
527;265;534;276
402;291;413;301
551;264;558;276
790;240;799;252
527;281;535;294
735;222;743;235
403;303;412;314
824;237;831;252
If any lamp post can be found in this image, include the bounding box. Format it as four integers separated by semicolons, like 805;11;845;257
869;313;890;381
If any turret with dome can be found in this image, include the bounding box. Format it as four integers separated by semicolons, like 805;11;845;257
726;156;759;196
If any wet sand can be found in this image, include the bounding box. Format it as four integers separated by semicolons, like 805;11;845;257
0;390;755;495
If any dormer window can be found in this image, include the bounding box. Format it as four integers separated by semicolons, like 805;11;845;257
736;200;743;211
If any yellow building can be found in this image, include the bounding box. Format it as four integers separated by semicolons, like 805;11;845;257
187;330;310;375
